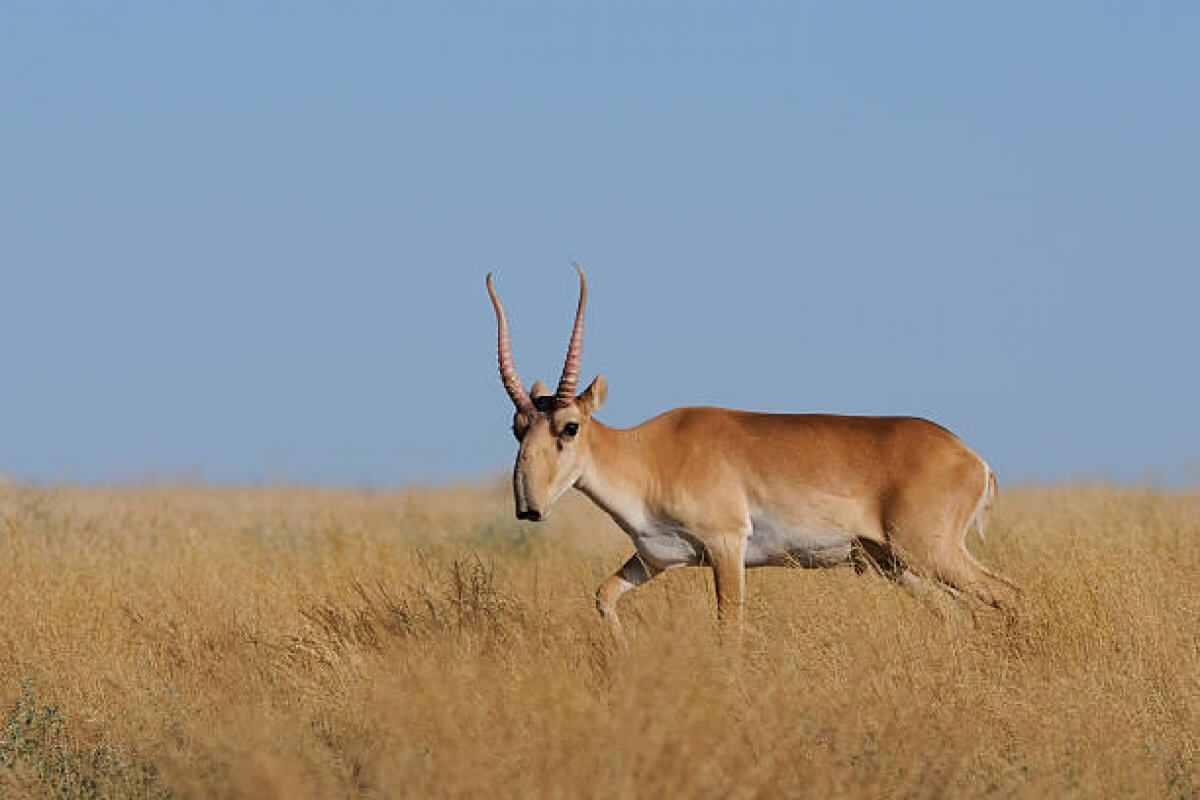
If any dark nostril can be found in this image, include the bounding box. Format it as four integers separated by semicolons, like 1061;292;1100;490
524;510;542;522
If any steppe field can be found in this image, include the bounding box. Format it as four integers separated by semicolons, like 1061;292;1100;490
0;479;1195;799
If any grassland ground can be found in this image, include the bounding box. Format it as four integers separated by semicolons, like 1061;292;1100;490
0;479;1195;798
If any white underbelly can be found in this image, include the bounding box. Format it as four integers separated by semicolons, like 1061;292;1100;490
744;511;854;568
627;512;854;570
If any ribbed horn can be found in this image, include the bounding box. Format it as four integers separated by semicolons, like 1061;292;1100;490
486;273;533;411
555;262;588;407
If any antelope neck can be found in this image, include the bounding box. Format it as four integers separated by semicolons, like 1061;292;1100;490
574;420;651;529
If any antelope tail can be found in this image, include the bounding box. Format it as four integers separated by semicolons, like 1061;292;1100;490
971;465;998;543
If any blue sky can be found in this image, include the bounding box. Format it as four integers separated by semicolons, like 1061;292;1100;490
2;3;1197;485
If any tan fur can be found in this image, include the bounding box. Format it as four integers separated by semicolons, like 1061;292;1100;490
512;401;1020;637
491;269;1018;637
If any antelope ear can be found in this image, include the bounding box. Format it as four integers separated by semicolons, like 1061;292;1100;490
576;375;608;417
529;380;551;399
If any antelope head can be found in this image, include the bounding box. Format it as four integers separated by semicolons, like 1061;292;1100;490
487;264;607;521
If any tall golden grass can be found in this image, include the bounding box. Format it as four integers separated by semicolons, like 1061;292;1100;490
0;478;1195;798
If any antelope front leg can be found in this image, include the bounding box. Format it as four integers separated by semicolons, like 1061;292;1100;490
596;554;663;644
709;535;747;636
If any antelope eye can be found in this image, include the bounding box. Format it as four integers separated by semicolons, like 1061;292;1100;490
562;422;579;438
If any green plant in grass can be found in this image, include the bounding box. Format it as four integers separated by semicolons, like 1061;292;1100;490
1;679;170;799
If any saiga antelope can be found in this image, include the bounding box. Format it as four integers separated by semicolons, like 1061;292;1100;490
487;265;1019;636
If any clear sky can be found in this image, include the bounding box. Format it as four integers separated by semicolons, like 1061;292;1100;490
2;3;1197;486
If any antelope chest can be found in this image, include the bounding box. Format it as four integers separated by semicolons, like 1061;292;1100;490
627;518;704;569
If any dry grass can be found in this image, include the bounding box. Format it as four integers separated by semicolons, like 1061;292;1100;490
0;478;1195;798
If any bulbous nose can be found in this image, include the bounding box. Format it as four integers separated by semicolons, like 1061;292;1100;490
516;509;543;522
